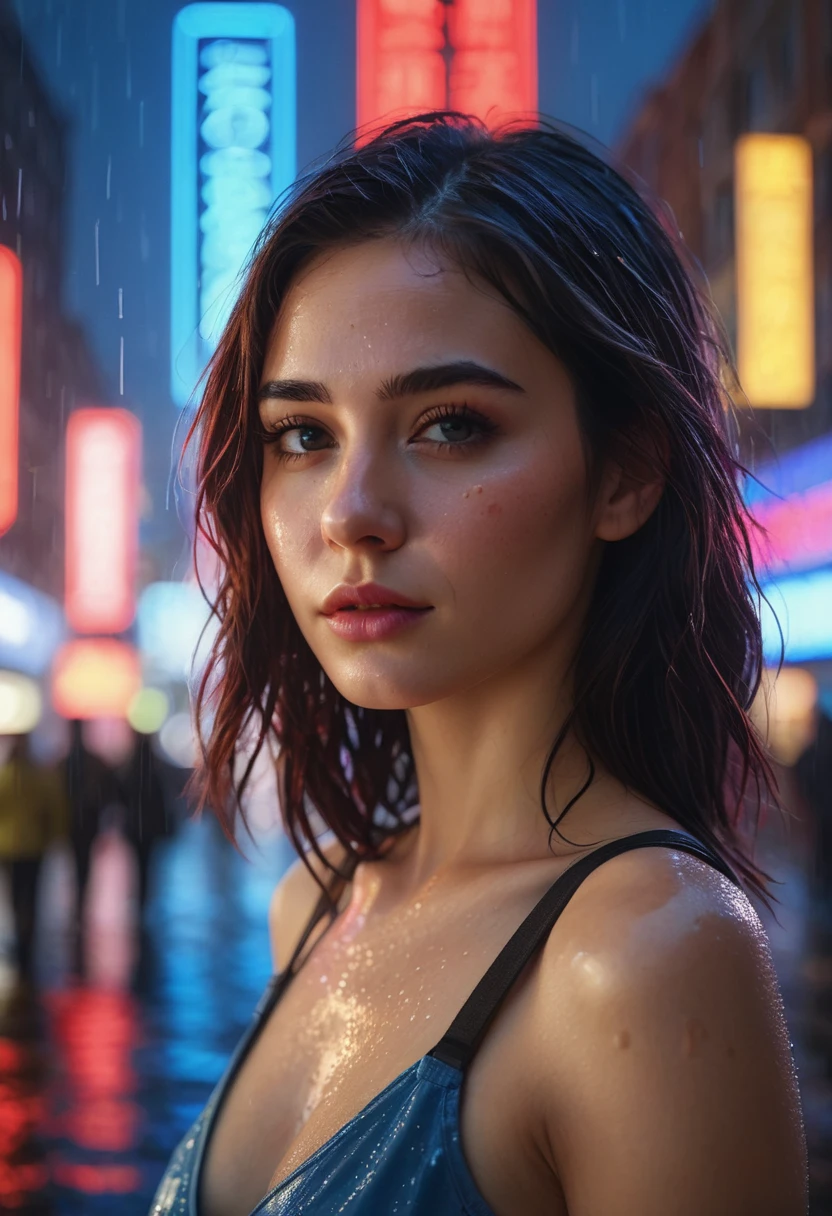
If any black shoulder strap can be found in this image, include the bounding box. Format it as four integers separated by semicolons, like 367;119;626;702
428;829;741;1072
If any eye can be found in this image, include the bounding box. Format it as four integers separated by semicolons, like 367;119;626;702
257;416;332;459
257;402;499;463
413;403;498;451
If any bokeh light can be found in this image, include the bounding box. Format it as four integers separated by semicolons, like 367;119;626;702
0;670;42;733
51;639;142;719
127;687;170;735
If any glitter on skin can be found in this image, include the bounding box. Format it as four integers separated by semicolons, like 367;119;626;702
253;855;549;1194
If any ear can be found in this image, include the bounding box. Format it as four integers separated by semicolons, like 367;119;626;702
593;434;666;543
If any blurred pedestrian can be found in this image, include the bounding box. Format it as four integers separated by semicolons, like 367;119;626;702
118;730;171;917
0;733;68;979
62;718;120;928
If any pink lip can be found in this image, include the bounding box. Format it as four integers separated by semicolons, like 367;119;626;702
321;581;431;615
324;606;433;642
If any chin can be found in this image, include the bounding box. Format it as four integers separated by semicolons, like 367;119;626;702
322;664;453;713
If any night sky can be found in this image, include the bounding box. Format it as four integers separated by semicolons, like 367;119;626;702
13;0;710;565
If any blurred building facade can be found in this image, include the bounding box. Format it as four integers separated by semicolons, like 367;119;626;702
0;0;101;601
618;0;832;459
618;0;832;783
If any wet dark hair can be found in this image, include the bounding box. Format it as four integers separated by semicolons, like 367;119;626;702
187;112;778;909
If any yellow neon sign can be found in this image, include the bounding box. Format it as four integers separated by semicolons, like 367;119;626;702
735;134;814;409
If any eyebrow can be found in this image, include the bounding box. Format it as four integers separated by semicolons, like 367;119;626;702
257;360;525;405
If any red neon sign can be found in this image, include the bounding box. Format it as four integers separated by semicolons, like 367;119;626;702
0;246;22;537
65;409;141;634
357;0;446;132
357;0;537;132
449;0;537;122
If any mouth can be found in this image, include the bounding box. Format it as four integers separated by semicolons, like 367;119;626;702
321;583;432;615
337;604;426;612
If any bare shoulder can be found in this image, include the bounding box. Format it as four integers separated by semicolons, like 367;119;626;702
268;836;349;972
526;844;809;1216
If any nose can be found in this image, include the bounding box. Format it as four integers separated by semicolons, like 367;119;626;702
320;447;406;553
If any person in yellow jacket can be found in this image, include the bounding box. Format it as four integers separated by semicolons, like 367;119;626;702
0;733;69;978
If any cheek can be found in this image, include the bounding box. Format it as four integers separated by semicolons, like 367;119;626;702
261;487;289;568
260;476;318;585
451;467;591;606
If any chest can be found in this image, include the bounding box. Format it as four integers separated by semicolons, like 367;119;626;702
199;903;568;1216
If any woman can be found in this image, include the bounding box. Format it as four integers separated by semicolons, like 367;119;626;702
153;114;808;1215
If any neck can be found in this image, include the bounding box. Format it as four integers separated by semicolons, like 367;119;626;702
397;655;611;891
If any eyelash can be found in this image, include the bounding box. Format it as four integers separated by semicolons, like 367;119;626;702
257;402;499;463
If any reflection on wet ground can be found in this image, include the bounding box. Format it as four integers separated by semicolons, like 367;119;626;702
0;815;295;1214
0;813;830;1214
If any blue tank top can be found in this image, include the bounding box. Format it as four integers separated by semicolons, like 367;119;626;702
149;829;739;1216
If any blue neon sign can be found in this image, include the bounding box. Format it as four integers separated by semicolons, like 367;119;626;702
171;3;296;408
759;568;832;664
744;431;832;508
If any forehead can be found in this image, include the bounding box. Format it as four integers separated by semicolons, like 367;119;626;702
263;237;537;380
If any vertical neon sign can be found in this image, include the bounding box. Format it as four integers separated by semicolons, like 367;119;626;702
735;134;814;408
171;3;296;408
0;246;22;536
65;409;141;635
357;0;445;133
449;0;537;122
357;0;537;132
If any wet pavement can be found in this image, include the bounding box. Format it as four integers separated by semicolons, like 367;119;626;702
0;814;295;1214
0;809;830;1214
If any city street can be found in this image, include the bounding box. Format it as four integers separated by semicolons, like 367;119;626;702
0;812;830;1214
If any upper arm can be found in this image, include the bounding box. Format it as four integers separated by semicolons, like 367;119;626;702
267;837;348;973
531;851;808;1216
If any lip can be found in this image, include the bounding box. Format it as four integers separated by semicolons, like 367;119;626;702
321;582;431;615
324;605;432;642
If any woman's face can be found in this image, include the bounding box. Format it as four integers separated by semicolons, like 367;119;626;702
258;237;609;711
